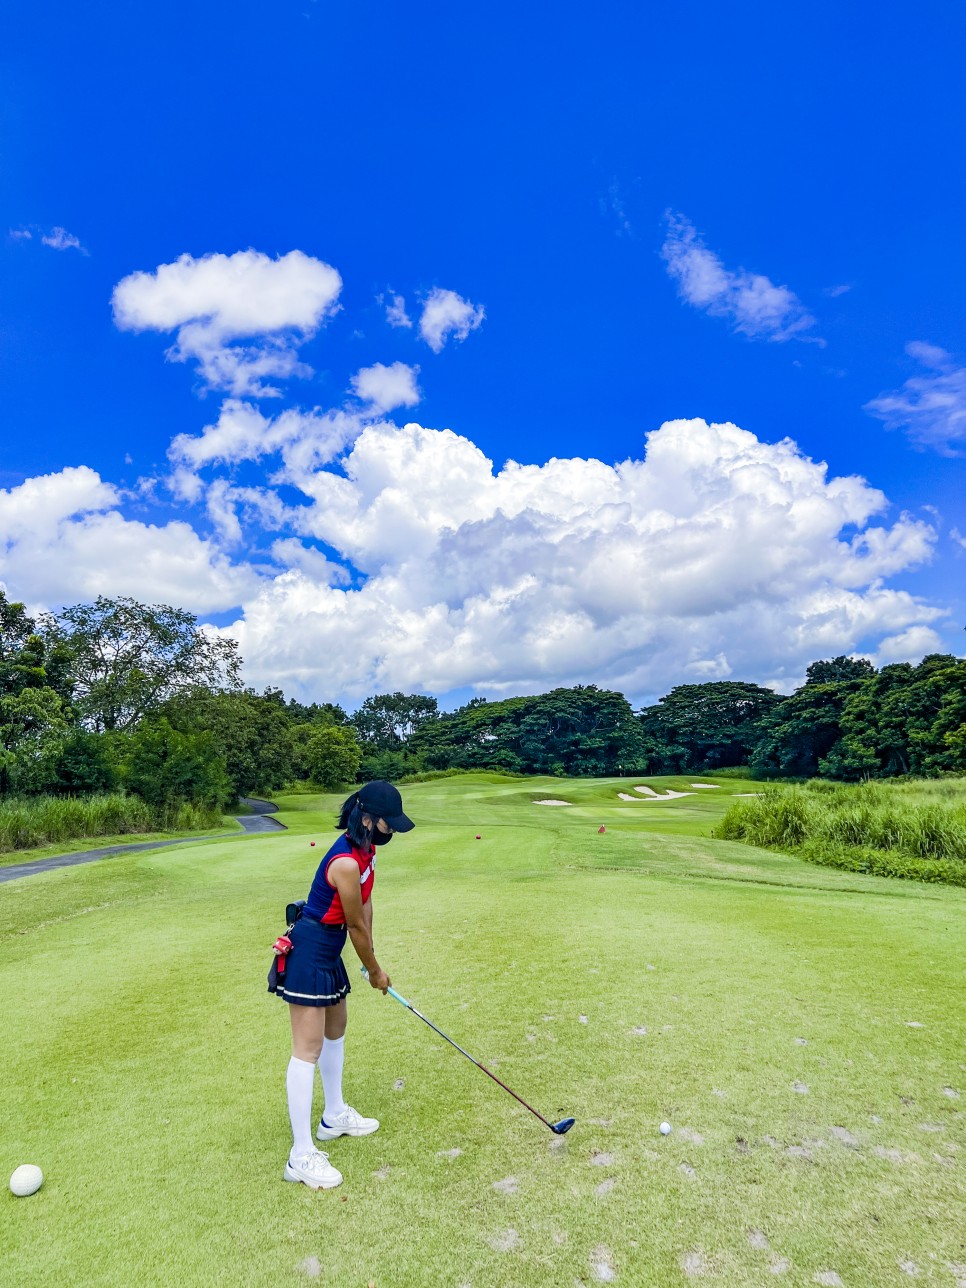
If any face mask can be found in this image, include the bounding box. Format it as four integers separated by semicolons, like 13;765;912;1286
371;828;393;846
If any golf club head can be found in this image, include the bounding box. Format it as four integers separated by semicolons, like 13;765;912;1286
551;1117;576;1135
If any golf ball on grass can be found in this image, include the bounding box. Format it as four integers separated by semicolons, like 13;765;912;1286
660;1122;672;1136
10;1164;43;1196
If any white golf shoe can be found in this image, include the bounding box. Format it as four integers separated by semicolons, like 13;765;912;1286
316;1105;380;1140
283;1148;343;1190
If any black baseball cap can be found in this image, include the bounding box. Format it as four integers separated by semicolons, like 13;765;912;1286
357;781;415;832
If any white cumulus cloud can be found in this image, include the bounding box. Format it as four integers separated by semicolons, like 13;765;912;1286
41;226;85;252
112;250;342;397
350;362;421;412
0;467;259;613
662;213;819;344
211;417;939;702
864;342;966;455
382;292;412;328
418;288;485;353
168;398;364;471
870;625;946;667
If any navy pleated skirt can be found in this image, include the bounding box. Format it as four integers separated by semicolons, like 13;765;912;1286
273;916;351;1007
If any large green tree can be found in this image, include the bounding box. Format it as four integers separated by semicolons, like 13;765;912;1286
49;597;241;733
412;685;648;776
822;654;966;779
0;686;69;794
165;687;294;799
297;724;362;790
751;655;875;778
121;718;231;810
0;592;74;793
637;681;781;772
351;692;439;751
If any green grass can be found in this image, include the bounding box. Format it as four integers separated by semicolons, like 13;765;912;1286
2;774;964;1286
720;778;966;886
0;793;228;856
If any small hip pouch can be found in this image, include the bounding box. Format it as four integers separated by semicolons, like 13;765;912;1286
267;900;307;993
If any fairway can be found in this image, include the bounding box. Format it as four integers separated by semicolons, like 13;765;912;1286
2;774;964;1287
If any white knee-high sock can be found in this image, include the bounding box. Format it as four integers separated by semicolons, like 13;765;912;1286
286;1057;316;1156
318;1036;346;1120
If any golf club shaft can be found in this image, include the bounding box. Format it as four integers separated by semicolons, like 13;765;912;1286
361;967;556;1131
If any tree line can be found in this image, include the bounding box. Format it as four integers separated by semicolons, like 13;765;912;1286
2;591;963;811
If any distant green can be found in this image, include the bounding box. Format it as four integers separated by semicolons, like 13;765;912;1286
2;774;964;1286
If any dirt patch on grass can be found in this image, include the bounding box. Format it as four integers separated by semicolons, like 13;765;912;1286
681;1249;709;1277
785;1145;813;1161
677;1127;705;1144
828;1126;860;1146
873;1146;921;1164
488;1229;521;1252
591;1245;617;1281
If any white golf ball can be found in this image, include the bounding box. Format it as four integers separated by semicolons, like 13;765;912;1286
659;1122;672;1136
9;1164;43;1196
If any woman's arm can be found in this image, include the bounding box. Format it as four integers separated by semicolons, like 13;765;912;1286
328;857;390;992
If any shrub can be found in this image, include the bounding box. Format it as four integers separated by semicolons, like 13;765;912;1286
719;777;966;885
0;792;221;854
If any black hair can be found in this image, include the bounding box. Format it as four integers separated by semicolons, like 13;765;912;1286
337;792;374;850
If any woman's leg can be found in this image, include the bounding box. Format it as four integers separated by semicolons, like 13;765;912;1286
287;1004;327;1156
319;999;347;1119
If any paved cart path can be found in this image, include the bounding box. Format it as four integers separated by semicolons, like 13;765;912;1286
0;796;286;884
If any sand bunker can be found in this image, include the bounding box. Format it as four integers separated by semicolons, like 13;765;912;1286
634;786;694;800
618;784;695;801
534;799;572;806
689;783;720;789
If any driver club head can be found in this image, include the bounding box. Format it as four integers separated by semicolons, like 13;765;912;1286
551;1117;576;1135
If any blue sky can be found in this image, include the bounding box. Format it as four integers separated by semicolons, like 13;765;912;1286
1;1;964;706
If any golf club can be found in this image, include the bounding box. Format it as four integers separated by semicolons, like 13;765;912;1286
361;967;575;1136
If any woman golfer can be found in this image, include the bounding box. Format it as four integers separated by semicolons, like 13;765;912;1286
276;780;414;1189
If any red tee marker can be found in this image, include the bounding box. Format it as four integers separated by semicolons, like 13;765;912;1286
598;825;606;834
310;841;316;847
476;835;482;839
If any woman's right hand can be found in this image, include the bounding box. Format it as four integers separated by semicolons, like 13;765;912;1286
368;966;391;993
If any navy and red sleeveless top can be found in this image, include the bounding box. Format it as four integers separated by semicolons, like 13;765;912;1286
305;833;376;924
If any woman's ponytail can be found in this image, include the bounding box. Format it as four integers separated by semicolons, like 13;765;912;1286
336;792;373;849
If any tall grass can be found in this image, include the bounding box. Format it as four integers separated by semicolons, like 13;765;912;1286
0;794;223;854
719;778;966;886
